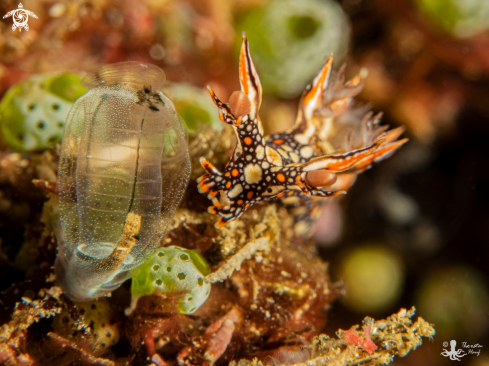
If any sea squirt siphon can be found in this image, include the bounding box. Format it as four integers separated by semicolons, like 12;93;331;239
54;62;191;301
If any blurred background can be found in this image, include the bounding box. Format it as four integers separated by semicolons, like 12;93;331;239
0;0;488;365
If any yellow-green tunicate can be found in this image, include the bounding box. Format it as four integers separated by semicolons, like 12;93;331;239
238;0;349;97
53;298;119;355
0;73;86;151
131;246;211;314
339;245;404;313
164;83;223;133
415;0;489;38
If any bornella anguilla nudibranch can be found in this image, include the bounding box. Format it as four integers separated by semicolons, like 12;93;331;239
54;62;191;301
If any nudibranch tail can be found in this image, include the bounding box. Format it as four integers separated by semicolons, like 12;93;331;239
301;134;385;173
198;35;407;229
351;137;408;173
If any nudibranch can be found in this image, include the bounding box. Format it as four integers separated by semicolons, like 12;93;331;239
54;62;191;301
198;35;407;228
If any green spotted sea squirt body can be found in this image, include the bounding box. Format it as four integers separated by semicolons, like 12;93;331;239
0;73;86;151
131;246;211;314
54;62;191;302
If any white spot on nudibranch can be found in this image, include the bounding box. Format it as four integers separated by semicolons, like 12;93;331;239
244;164;263;184
300;146;314;159
289;152;300;163
266;146;283;166
256;145;264;160
228;184;243;198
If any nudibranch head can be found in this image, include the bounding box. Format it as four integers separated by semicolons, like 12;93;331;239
130;246;211;314
55;62;191;301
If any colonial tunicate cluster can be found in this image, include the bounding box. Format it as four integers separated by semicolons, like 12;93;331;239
53;298;119;355
54;62;191;301
0;73;86;151
130;246;211;314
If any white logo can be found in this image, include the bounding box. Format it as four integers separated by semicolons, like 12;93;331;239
442;340;483;360
2;3;38;32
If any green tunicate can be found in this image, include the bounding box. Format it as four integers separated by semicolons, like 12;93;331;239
53;298;119;354
164;83;223;134
0;73;86;152
131;246;211;314
339;245;404;313
415;0;489;38
237;0;350;98
416;266;489;339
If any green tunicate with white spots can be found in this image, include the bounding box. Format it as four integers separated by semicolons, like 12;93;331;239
131;246;211;314
238;0;349;98
0;73;87;152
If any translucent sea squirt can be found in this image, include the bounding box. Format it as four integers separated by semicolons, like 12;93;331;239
54;62;191;301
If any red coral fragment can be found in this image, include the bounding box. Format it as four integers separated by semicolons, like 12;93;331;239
342;322;377;354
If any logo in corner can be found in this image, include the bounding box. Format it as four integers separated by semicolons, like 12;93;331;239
441;340;466;361
3;3;38;32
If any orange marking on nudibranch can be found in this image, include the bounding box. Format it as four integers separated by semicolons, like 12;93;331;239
272;139;284;144
354;138;408;171
247;191;254;199
208;207;217;214
303;56;334;111
208;191;218;198
212;199;225;208
276;192;285;199
244;137;253;145
216;219;227;228
219;112;225;122
199;184;211;192
200;158;220;175
302;136;385;173
225;172;231;177
346;75;362;87
238;33;262;116
232;169;239;177
277;173;286;182
237;199;244;205
226;181;232;188
295;175;307;190
383;126;406;144
239;39;250;95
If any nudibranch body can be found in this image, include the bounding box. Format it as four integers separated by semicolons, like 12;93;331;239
55;62;191;301
198;36;407;228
